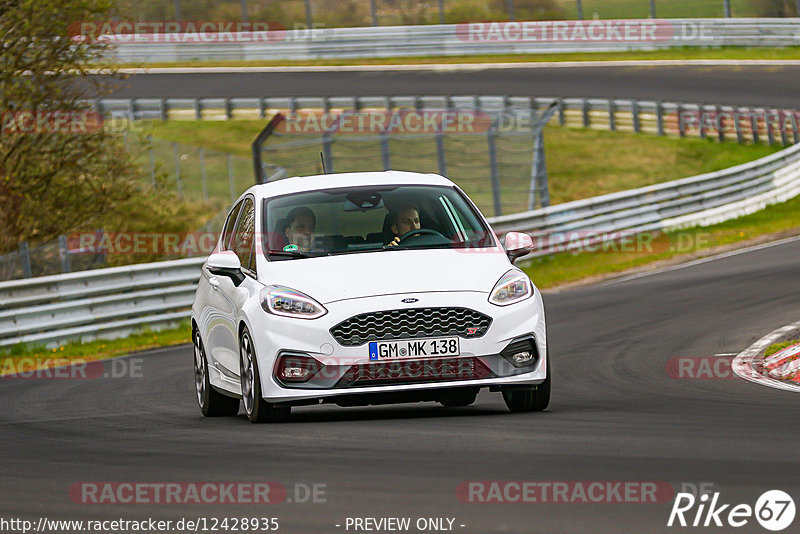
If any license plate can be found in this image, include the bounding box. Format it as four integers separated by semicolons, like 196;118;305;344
368;337;460;361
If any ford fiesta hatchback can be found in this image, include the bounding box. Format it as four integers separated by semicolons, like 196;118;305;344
191;171;549;422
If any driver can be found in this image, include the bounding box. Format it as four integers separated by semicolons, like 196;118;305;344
284;206;316;252
386;205;421;247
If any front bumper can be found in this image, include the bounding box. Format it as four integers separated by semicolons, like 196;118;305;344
249;289;547;403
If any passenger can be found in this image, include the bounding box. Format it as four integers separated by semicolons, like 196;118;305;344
283;206;316;253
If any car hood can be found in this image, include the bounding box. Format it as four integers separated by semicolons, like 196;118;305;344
261;248;515;304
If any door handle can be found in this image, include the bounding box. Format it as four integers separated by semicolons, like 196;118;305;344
208;276;220;289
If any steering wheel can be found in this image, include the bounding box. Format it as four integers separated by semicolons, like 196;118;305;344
397;228;447;244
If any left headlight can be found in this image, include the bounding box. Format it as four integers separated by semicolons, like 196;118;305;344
260;285;328;319
489;269;533;306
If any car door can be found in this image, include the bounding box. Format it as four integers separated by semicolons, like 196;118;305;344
203;199;245;378
210;196;260;378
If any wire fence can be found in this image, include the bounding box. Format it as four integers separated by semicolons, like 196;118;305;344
0;137;256;282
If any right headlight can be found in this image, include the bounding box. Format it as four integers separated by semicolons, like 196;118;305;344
489;269;533;306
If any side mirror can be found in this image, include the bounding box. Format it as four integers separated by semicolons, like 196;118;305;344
206;251;245;286
503;232;534;263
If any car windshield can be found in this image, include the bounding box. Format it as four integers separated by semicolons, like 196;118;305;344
262;184;494;260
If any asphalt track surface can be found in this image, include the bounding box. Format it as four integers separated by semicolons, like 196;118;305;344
2;237;799;533
102;64;800;107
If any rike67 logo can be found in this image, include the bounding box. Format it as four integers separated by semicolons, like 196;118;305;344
668;490;795;531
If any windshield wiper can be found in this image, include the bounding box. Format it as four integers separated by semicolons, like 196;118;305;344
267;249;311;259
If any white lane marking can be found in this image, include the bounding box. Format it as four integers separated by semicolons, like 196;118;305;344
599;234;800;287
112;59;800;74
732;320;800;393
714;353;738;357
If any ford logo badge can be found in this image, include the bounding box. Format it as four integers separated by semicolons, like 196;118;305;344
401;298;418;303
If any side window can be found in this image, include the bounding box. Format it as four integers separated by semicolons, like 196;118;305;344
232;198;255;272
222;200;244;251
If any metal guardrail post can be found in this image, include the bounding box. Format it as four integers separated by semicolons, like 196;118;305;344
370;0;378;26
699;104;707;139
160;98;168;121
322;132;334;174
172;142;183;194
656;102;665;136
487;123;502;217
224;98;233;119
18;242;32;278
608;99;616;131
193;99;202;120
678;104;686;137
529;102;557;210
380;131;391;170
767;112;776;146
148;140;156;187
790;114;800;144
724;0;731;17
780;114;789;146
304;0;312;28
717;106;725;143
576;0;584;20
258;97;266;119
438;0;445;24
649;0;656;18
227;153;236;201
436;130;447;177
735;110;744;144
199;148;208;200
507;0;515;21
251;113;286;184
58;234;70;274
632;100;641;133
581;99;590;128
127;98;136;122
531;131;549;209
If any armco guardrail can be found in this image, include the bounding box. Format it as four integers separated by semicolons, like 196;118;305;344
99;95;800;147
106;19;800;62
0;258;203;349
1;141;799;349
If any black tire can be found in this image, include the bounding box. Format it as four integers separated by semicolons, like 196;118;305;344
193;329;240;417
239;327;291;423
439;389;478;407
502;348;551;413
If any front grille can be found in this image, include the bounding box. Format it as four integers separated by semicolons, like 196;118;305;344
335;357;494;388
330;307;492;346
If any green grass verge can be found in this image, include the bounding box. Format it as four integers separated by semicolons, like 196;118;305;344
0;321;190;376
555;0;761;19
113;47;800;69
765;339;800;358
522;193;800;288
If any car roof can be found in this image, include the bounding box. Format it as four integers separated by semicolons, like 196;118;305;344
243;170;456;201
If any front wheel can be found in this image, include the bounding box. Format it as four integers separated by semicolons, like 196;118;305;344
502;348;551;412
194;330;240;417
239;327;291;423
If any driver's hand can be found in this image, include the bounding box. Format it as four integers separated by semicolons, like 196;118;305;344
387;237;400;247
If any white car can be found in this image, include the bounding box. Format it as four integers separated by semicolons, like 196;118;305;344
191;171;549;422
